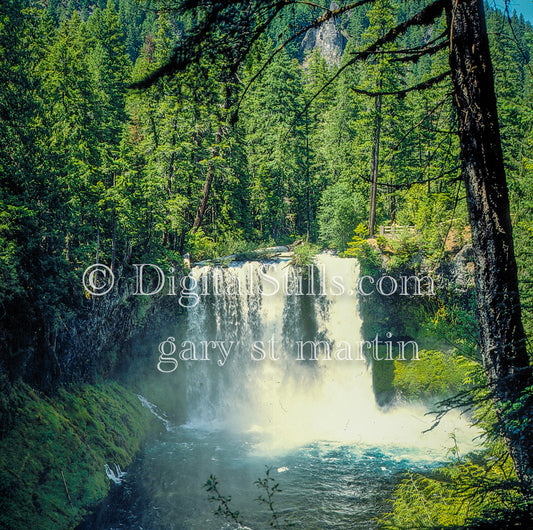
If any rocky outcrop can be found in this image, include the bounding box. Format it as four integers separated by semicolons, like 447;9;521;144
301;1;347;66
0;263;185;393
446;243;475;291
56;268;185;387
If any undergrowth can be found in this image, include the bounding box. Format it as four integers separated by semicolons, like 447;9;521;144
0;381;159;529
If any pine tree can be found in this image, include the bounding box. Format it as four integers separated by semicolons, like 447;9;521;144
242;42;307;240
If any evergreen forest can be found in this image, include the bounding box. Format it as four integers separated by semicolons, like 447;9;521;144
3;0;533;528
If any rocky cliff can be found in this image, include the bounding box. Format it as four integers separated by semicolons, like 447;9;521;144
301;1;347;66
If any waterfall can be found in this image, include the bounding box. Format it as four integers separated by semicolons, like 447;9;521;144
81;254;480;529
181;254;477;456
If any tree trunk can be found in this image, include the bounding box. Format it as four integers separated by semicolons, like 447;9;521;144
111;174;116;270
191;135;220;234
191;83;233;234
446;0;533;507
369;91;382;237
306;108;311;241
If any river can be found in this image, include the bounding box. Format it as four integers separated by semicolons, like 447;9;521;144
81;254;478;529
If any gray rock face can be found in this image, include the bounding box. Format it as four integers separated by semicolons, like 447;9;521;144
450;244;475;290
301;2;347;67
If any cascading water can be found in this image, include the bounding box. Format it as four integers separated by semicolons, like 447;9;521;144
182;254;474;456
83;254;479;529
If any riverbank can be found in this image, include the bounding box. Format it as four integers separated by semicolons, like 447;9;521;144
0;380;161;529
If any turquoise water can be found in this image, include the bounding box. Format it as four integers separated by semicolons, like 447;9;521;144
83;423;453;529
81;256;478;529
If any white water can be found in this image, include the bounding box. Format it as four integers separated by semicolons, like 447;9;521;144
104;463;126;485
183;254;478;458
137;394;173;432
85;255;480;529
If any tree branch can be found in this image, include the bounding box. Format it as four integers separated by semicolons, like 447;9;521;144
389;41;448;63
296;0;448;123
235;0;374;111
384;95;452;162
350;70;451;98
355;0;448;60
130;0;374;90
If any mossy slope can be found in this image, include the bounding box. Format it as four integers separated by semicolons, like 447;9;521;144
0;381;159;529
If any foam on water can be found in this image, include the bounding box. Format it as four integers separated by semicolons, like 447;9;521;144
183;254;479;458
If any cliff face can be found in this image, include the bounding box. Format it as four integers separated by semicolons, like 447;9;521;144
356;243;476;407
57;278;183;387
301;2;347;66
0;380;161;530
0;266;183;529
1;265;185;393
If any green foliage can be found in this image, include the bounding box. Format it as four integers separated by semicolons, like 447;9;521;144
394;350;478;399
396;183;468;262
214;235;260;259
204;474;245;527
386;236;422;273
496;385;533;448
317;182;365;250
290;242;320;269
254;466;283;530
430;294;480;362
342;224;382;274
0;381;159;530
186;228;217;261
379;451;526;529
242;42;308;240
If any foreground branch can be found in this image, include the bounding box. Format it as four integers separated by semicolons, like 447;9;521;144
350;70;451;98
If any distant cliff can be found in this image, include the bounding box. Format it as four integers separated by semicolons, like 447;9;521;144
301;1;347;66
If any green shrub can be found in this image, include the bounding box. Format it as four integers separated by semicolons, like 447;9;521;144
394;349;477;400
379;450;525;529
186;228;217;261
387;236;422;272
290;242;319;268
342;224;382;274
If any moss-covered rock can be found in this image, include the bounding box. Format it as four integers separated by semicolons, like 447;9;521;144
0;381;160;530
